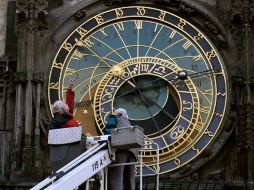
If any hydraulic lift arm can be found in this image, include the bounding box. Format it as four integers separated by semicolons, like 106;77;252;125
31;140;113;190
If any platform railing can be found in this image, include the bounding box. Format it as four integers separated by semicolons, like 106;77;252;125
106;134;160;190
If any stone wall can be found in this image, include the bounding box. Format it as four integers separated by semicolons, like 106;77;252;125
0;0;7;57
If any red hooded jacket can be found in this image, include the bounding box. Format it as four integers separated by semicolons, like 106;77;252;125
48;88;78;130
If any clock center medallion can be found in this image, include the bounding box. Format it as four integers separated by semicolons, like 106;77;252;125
114;75;180;121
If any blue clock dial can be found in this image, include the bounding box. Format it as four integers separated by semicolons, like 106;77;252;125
48;6;228;174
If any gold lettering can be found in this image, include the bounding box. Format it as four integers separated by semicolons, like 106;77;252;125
174;158;181;166
109;77;122;86
76;27;88;37
193;33;204;41
65;68;77;76
75;38;94;48
192;146;200;153
195;122;204;132
143;139;153;150
53;62;63;69
170;125;185;139
205;49;216;60
102;110;111;123
159;11;166;20
128;64;139;76
205;129;214;137
140;64;150;73
217;92;226;96
100;28;108;36
137;7;145;16
72;49;85;60
183;101;192;111
183;40;192;49
49;82;59;89
214;112;223;117
115;22;124;31
63;42;73;52
102;87;114;101
122;70;130;78
153;66;166;75
95;15;104;25
115;8;124;18
134;20;143;30
169;30;176;39
177;19;186;29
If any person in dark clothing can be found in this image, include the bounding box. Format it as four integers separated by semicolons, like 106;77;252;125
48;79;82;173
109;108;138;190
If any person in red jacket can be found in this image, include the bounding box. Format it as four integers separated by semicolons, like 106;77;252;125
48;78;82;173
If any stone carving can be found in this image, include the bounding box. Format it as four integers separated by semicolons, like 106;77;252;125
204;21;219;35
13;72;27;83
102;0;138;6
217;0;254;24
207;169;224;180
223;113;236;132
16;0;48;18
0;0;7;57
242;23;251;35
178;3;194;14
202;147;214;158
191;172;200;180
203;21;228;48
179;164;192;174
33;72;45;83
34;0;48;17
75;9;86;21
16;0;29;15
16;0;48;32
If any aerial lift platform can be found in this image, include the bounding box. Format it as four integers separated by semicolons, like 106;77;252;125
31;127;159;190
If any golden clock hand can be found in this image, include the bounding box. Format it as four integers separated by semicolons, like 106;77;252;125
82;43;136;88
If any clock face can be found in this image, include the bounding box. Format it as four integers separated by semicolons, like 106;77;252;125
48;6;228;174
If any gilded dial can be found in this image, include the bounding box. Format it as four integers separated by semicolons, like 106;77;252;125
48;6;228;174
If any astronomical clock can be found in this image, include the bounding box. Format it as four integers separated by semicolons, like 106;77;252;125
48;6;228;175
